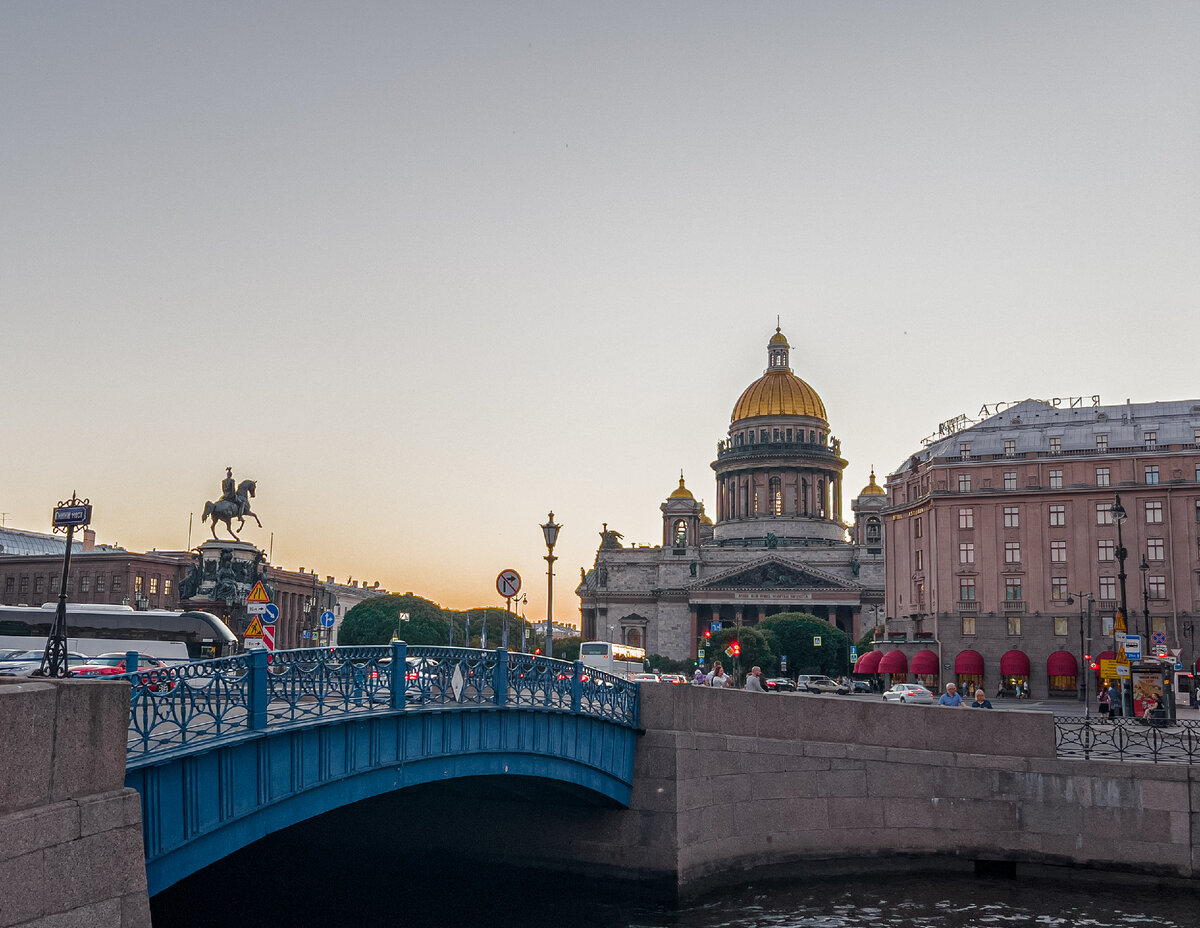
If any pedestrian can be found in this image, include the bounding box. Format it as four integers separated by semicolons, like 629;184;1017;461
708;661;729;688
938;682;963;707
693;669;706;685
1098;686;1111;719
970;689;993;709
1014;681;1023;699
744;666;767;692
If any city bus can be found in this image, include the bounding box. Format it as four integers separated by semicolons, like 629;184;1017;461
579;640;647;678
0;603;238;661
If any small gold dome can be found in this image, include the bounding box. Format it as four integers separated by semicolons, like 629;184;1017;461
669;474;695;499
768;328;788;345
860;468;886;496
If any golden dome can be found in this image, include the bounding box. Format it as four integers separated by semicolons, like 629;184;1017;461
860;468;886;496
668;474;695;499
768;329;788;346
731;371;827;422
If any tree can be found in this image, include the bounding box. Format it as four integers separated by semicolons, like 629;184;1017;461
709;625;773;681
758;612;849;677
339;594;447;645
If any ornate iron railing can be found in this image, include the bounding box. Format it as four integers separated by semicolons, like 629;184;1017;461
118;643;639;767
1055;716;1200;764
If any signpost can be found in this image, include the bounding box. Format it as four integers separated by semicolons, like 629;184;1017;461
320;610;335;628
1124;635;1142;660
34;493;92;678
497;570;521;649
263;603;280;625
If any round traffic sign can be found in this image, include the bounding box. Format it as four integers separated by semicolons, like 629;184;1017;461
262;603;280;625
320;610;336;628
496;569;521;598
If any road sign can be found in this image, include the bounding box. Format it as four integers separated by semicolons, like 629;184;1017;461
710;622;722;633
1115;610;1127;633
1116;662;1130;678
780;655;787;672
813;636;822;647
262;603;279;625
52;504;92;528
1124;635;1142;660
698;648;705;660
247;581;270;604
263;623;275;651
320;610;335;628
302;630;311;639
246;603;267;615
724;645;734;658
1176;660;1184;671
1152;631;1167;645
1171;648;1182;658
496;569;521;598
244;617;264;638
850;647;858;661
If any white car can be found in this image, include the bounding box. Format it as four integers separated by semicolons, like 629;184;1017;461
629;672;661;683
882;683;934;704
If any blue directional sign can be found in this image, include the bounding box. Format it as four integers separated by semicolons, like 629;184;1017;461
52;504;92;528
710;622;721;633
320;610;335;628
262;603;280;625
302;630;311;639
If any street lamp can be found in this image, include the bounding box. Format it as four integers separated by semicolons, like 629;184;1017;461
541;511;561;660
1139;554;1151;642
1111;493;1130;715
1068;592;1093;711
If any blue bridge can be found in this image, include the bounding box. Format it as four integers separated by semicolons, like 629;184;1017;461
118;644;641;896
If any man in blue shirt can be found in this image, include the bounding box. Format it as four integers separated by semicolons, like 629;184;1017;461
939;682;964;707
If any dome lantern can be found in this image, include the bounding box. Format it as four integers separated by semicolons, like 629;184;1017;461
730;327;827;423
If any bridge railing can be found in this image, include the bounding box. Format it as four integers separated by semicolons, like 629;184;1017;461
1055;716;1200;763
118;643;639;767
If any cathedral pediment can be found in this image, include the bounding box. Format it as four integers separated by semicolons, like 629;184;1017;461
692;557;861;592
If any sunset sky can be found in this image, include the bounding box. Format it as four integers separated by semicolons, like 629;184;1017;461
3;3;1197;621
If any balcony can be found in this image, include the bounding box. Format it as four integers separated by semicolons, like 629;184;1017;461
1002;600;1026;612
715;439;841;462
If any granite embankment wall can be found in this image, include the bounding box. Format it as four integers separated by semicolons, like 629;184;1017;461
0;679;150;928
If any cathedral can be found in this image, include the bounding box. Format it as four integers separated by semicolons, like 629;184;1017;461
576;327;886;660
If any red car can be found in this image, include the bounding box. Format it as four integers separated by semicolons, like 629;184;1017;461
72;653;175;690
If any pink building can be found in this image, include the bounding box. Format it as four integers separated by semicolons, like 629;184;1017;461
877;399;1200;699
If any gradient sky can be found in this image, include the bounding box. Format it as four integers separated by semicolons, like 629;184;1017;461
3;3;1197;621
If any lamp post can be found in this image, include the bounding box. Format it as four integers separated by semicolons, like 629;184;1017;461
1068;592;1093;711
1111;494;1130;715
1139;554;1151;643
541;511;561;660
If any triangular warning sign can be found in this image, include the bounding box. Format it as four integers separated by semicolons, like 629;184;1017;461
247;581;270;604
244;616;264;638
1114;610;1127;633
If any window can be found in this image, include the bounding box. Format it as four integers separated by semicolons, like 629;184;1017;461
1196;500;1200;523
19;576;28;593
134;576;143;593
35;577;44;594
1098;539;1115;561
914;516;923;538
1096;434;1108;452
1100;577;1116;600
1149;576;1166;599
1049;505;1065;527
1102;615;1115;636
112;575;122;593
769;476;782;516
80;575;90;593
1145;501;1163;523
1096;467;1110;487
1005;541;1021;563
1050;470;1063;489
915;550;924;570
866;518;881;544
962;615;976;635
1004;472;1017;490
96;574;105;593
164;579;172;596
960;543;975;564
1147;538;1164;561
149;577;158;594
914;581;925;605
1005;578;1022;600
959;508;974;529
1051;578;1068;601
1004;506;1020;528
1004;439;1016;457
1054;617;1069;636
960;442;972;459
1195;429;1200;447
1144;431;1157;450
1051;540;1067;562
958;474;972;492
1196;466;1200;482
3;577;12;593
1007;615;1022;635
1145;466;1159;485
1097;504;1114;525
960;579;976;601
1049;437;1061;454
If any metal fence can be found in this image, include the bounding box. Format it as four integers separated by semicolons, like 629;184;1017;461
118;643;640;767
1055;716;1200;764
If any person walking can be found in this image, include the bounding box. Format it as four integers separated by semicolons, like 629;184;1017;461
744;666;767;692
938;682;963;707
1098;686;1111;719
970;689;993;709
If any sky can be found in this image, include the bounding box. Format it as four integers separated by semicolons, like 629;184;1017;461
2;3;1198;621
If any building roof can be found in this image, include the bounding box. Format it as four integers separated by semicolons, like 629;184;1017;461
0;527;80;557
730;329;827;423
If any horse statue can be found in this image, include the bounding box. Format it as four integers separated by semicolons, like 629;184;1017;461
202;479;261;540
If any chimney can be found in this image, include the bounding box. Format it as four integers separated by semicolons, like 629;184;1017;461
82;529;96;552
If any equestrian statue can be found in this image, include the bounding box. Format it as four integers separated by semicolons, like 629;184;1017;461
202;466;262;540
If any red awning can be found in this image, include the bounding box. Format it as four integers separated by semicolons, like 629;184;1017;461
855;650;882;673
1000;650;1030;676
1046;650;1078;676
878;650;908;674
954;649;985;674
1094;650;1115;676
910;649;939;674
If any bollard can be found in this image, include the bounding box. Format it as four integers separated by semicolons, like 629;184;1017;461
571;660;583;713
125;650;139;673
248;648;269;730
391;640;407;711
494;647;509;707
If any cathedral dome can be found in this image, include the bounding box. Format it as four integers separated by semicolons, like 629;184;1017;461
859;468;886;496
668;474;695;499
730;328;826;423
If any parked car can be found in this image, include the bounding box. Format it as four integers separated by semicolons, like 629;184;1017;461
796;675;849;695
659;673;689;685
882;683;934;704
630;672;661;683
72;653;176;691
850;680;873;694
764;677;796;692
0;649;90;677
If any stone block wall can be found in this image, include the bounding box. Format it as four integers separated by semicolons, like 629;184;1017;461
0;679;150;928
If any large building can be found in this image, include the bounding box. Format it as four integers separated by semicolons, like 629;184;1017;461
877;398;1200;699
577;328;885;660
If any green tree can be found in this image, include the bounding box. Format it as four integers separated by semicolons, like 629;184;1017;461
759;612;849;677
709;625;773;681
339;594;447;645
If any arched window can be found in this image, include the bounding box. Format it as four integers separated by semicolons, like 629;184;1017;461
817;479;826;517
866;517;881;544
673;519;688;546
769;476;782;516
625;627;643;648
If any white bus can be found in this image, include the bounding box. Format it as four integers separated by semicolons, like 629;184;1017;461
0;603;237;661
579;640;647;678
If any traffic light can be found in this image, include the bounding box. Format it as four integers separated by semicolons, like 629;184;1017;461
704;629;712;641
731;641;741;657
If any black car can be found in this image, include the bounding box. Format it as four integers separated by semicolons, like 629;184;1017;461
764;677;797;692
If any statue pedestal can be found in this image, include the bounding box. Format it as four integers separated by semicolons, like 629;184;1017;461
178;541;272;635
